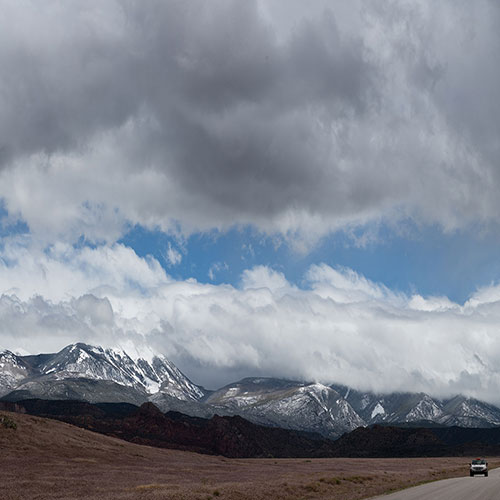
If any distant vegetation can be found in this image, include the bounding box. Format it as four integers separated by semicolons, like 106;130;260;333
0;414;17;430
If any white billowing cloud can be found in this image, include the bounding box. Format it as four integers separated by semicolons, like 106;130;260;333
165;242;182;267
3;241;500;403
408;294;459;312
0;1;500;246
0;237;169;302
240;265;290;292
464;284;500;309
305;263;402;305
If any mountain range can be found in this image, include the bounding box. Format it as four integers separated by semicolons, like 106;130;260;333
2;342;500;439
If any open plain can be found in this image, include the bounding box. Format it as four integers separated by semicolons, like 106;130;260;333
2;411;499;500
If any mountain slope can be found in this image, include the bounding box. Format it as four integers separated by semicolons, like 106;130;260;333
206;378;365;439
2;343;205;402
333;386;444;424
332;384;500;429
439;395;500;427
36;343;205;400
0;350;34;396
3;377;148;406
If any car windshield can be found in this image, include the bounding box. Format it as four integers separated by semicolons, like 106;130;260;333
472;460;486;464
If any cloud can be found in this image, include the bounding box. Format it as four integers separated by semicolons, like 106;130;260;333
208;261;229;281
240;265;290;292
1;1;499;245
305;263;402;304
408;294;459;312
2;238;500;403
165;242;182;267
0;237;169;302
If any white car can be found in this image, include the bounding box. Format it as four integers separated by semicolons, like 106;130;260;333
470;458;488;477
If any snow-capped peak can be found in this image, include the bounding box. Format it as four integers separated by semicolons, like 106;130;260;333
35;343;204;400
0;350;31;396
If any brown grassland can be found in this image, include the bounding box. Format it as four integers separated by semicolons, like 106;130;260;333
1;411;499;500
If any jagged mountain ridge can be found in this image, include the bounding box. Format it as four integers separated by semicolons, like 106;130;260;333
2;343;500;439
332;384;500;428
331;385;445;424
0;343;205;402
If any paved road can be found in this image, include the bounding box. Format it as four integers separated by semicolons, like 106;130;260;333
370;468;498;500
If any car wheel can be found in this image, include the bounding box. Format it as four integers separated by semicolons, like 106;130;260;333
470;472;474;477
485;472;488;477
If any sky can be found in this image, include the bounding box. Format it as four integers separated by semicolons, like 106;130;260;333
1;0;500;402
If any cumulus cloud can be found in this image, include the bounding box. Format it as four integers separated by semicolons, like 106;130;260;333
0;237;169;302
240;265;290;291
2;239;500;403
305;263;403;304
0;1;499;244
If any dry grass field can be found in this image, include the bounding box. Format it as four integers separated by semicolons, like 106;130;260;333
1;411;499;500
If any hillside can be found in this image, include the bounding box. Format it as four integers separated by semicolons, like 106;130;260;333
0;399;338;458
1;410;493;500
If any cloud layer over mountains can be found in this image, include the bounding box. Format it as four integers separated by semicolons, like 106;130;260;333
3;241;500;403
1;0;500;244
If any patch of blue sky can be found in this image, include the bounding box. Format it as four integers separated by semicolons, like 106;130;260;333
1;194;499;304
119;222;500;304
0;200;29;241
309;224;500;304
118;224;286;286
72;234;100;251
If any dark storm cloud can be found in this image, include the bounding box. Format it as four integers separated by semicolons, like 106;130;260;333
0;2;139;163
119;0;376;225
0;0;375;237
1;0;500;241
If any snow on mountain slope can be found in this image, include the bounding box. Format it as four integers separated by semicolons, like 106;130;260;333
206;378;365;439
404;394;443;422
10;343;205;401
0;350;32;396
439;396;500;427
332;384;500;428
371;402;385;419
332;385;445;424
205;377;301;407
143;356;205;400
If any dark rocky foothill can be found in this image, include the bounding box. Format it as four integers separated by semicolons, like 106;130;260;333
3;398;500;459
0;399;337;458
